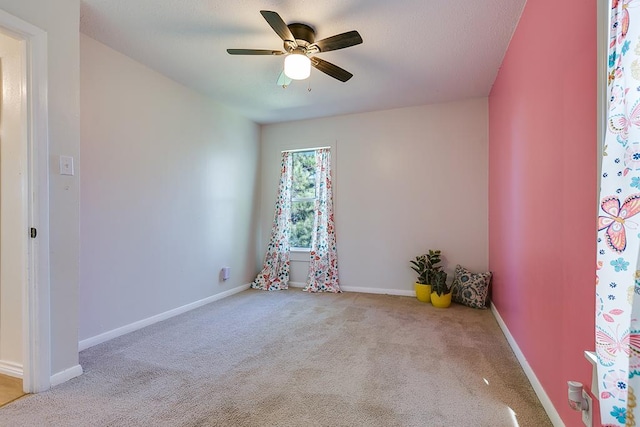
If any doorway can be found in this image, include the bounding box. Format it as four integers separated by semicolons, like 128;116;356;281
0;29;26;385
0;9;51;394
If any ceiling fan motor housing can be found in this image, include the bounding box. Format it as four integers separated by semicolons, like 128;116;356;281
287;23;315;49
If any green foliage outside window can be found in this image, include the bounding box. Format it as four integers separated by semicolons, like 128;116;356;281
290;151;316;248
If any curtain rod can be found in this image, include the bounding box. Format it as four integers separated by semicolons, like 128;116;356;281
281;146;331;154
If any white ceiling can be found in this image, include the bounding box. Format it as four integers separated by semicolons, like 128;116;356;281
79;0;526;124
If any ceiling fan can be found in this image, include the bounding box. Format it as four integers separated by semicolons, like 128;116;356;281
227;10;363;83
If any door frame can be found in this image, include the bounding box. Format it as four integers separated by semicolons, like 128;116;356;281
0;9;50;393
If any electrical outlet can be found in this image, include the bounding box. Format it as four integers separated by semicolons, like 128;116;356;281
582;390;593;427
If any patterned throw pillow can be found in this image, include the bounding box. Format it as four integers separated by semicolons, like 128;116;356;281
451;264;492;309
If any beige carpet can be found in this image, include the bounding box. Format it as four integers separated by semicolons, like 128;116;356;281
0;289;551;426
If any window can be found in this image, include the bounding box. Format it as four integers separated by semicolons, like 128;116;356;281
290;151;316;249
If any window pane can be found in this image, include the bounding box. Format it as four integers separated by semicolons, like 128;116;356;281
292;152;316;199
291;200;314;248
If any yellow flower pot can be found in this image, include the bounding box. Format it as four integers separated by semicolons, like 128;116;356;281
431;292;452;308
414;283;432;303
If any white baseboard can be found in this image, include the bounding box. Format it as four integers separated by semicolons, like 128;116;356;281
289;281;306;288
340;286;415;297
491;303;564;427
0;360;23;378
50;364;83;387
79;284;250;351
289;281;415;297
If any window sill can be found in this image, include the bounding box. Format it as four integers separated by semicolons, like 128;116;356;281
290;249;310;263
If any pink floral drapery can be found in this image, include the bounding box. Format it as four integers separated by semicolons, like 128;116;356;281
303;148;340;293
251;152;292;291
596;1;640;425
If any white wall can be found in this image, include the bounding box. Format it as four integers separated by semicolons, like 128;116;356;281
0;0;81;376
260;99;488;293
79;35;260;341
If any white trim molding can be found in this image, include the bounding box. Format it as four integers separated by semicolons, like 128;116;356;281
289;281;415;297
79;284;250;351
340;286;415;297
289;281;306;288
597;0;609;158
491;303;564;427
50;364;82;387
0;360;23;378
585;350;599;399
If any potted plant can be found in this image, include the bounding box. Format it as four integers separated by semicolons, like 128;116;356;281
410;249;443;303
424;249;442;286
410;254;431;302
430;270;452;308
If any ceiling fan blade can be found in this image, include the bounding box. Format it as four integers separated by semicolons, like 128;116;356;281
276;71;292;87
260;10;296;44
309;30;363;53
227;49;284;55
310;57;353;82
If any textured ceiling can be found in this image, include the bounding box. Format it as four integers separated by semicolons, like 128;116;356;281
80;0;526;124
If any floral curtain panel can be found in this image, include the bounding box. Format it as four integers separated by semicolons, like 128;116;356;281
303;148;340;293
251;152;293;291
597;1;640;424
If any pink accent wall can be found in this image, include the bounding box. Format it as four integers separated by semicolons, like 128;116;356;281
488;0;597;425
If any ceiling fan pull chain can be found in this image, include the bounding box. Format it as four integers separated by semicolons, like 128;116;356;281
308;80;312;92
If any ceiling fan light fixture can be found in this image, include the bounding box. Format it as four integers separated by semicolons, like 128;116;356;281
284;53;311;80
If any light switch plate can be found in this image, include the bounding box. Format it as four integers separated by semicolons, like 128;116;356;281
59;155;74;176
